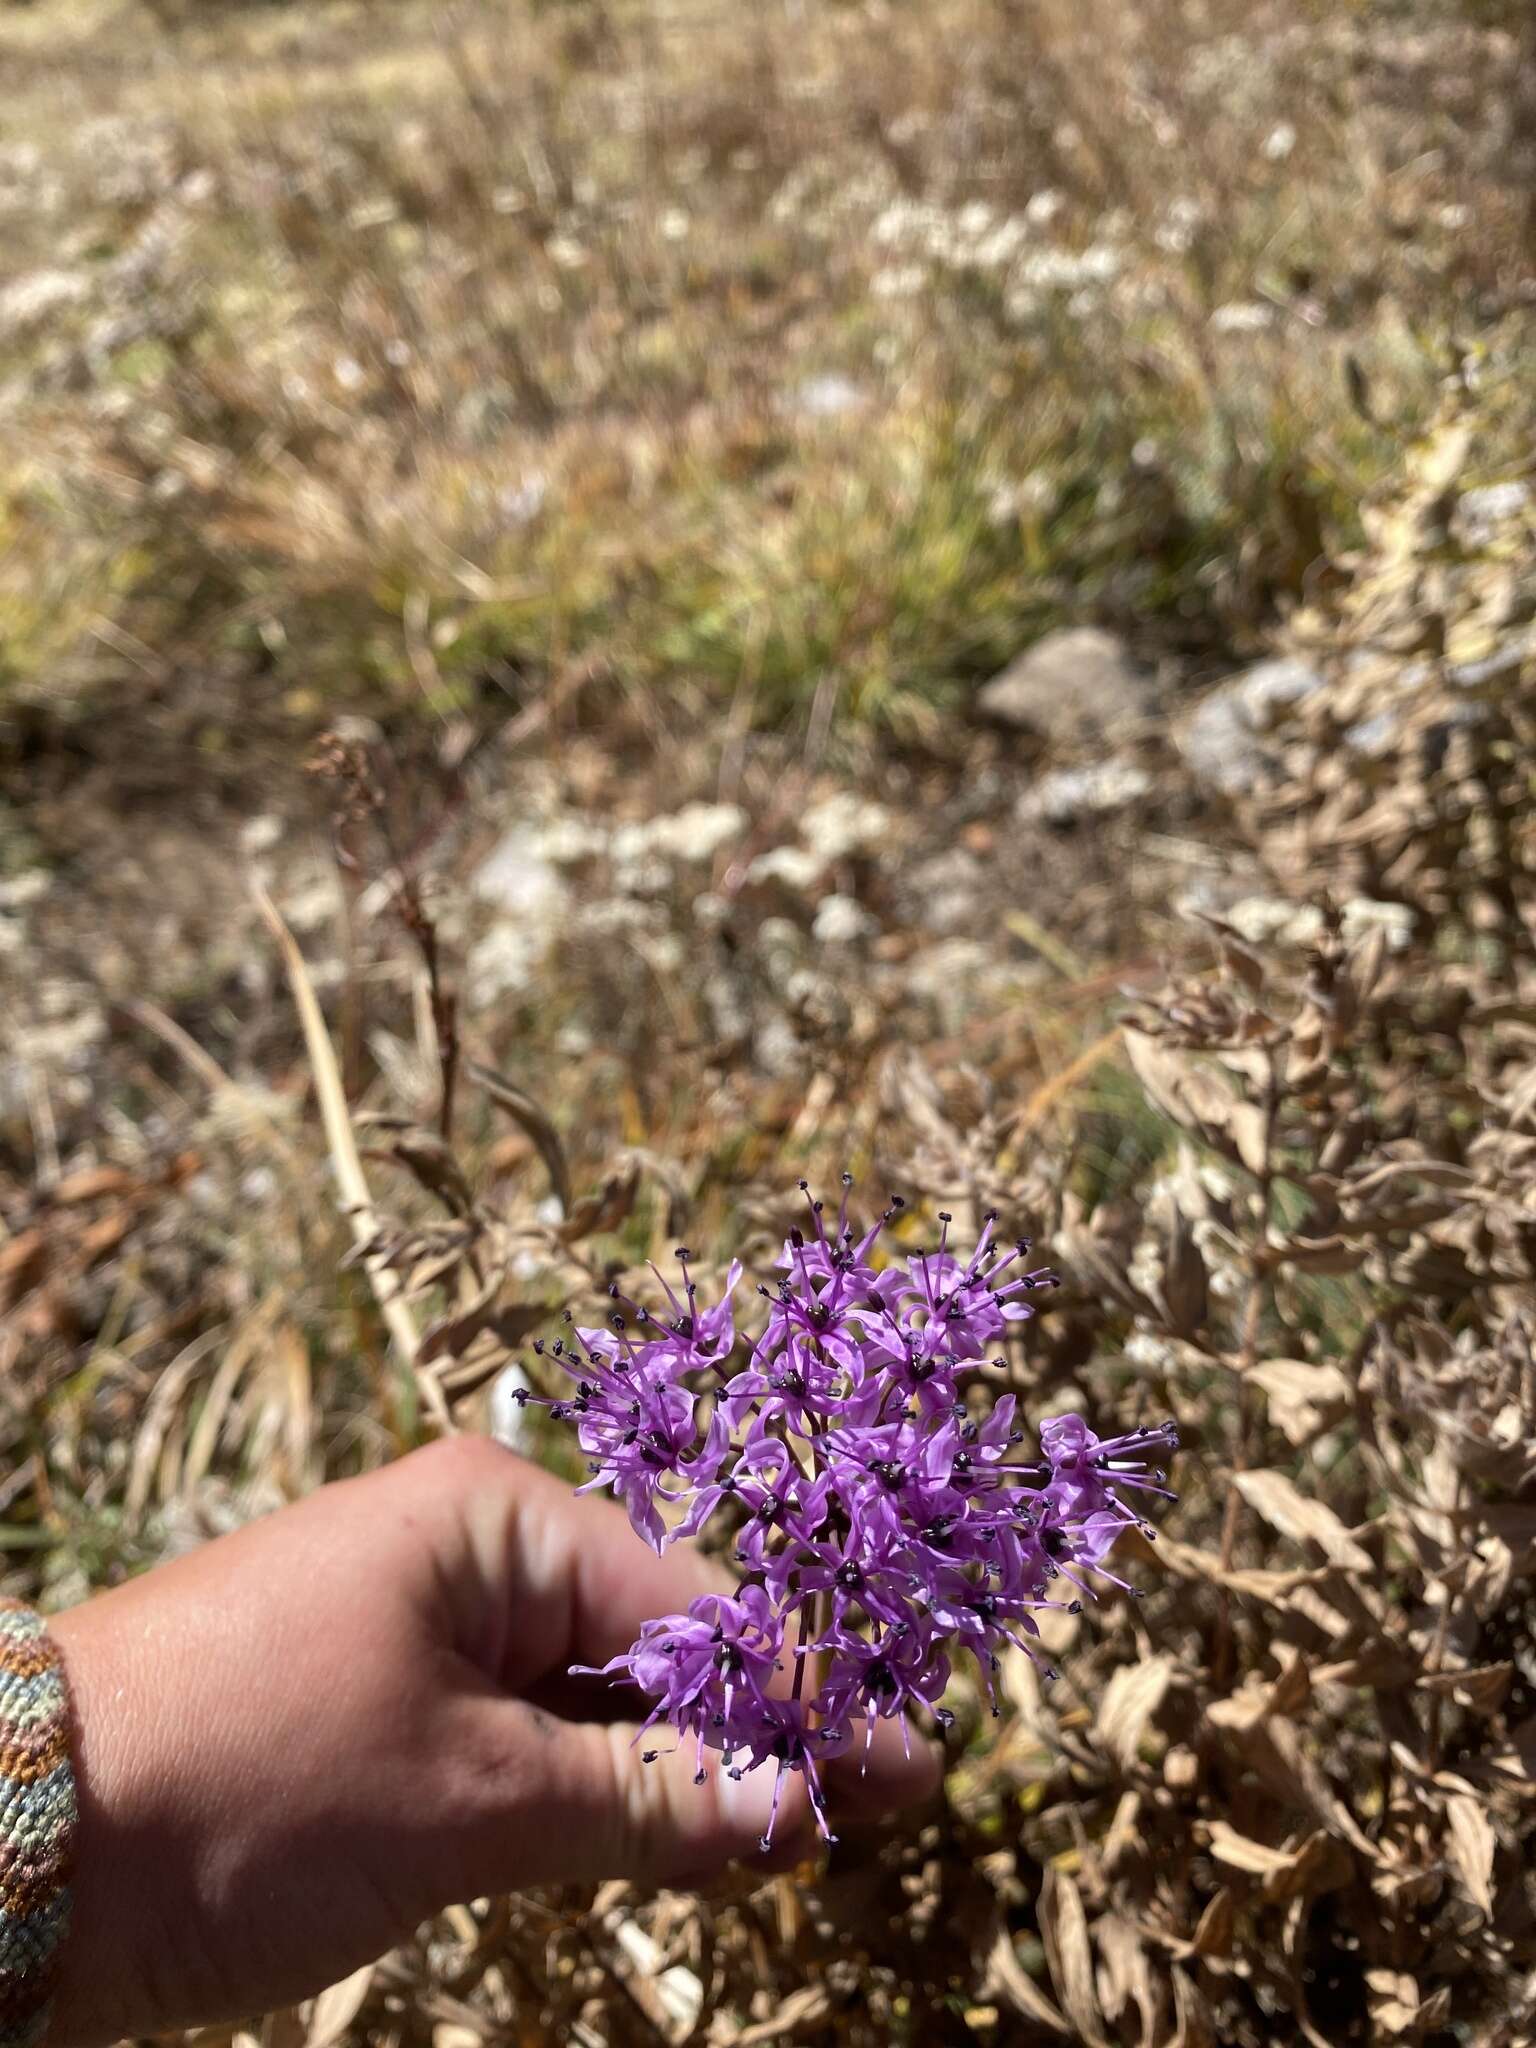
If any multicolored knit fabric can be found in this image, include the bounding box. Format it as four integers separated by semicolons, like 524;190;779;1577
0;1602;75;2048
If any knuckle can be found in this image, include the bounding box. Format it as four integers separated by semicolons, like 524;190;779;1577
413;1430;514;1490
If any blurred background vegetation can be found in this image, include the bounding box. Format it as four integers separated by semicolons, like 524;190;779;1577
4;2;1536;2043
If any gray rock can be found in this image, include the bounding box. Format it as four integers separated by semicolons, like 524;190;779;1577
610;801;746;868
1178;694;1256;795
532;817;605;865
1455;480;1529;548
703;967;753;1052
745;845;824;892
757;916;805;967
473;824;569;922
976;628;1153;746
789;374;868;420
799;792;893;864
1236;655;1325;731
1344;710;1399;759
812;893;877;945
906;848;985;935
1178;655;1324;796
754;1012;805;1077
0;268;90;336
468;824;571;1000
1016;758;1152;826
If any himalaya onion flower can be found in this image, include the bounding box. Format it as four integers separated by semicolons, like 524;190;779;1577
517;1183;1177;1850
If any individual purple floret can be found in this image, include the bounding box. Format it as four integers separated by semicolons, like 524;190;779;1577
525;1182;1177;1847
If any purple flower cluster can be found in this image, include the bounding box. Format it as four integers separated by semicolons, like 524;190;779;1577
518;1185;1176;1849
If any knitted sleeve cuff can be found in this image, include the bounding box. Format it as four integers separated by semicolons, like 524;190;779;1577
0;1602;76;2048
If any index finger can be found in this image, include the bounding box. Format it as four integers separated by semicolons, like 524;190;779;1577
460;1444;729;1691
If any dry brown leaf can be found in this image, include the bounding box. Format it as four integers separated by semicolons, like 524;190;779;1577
1445;1792;1496;1917
1244;1715;1376;1857
1227;1099;1270;1176
264;2008;308;2048
557;1160;642;1244
1170;1964;1215;2048
469;1059;572;1215
728;1984;832;2044
359;1121;476;1216
1191;1888;1235;1959
1095;1653;1172;1770
1270;1832;1352;1905
0;1230;48;1309
982;1929;1068;2034
417;1274;511;1366
1154;1534;1317;1603
50;1164;140;1204
1101;1789;1142;1873
1206;1822;1295;1877
1247;1359;1351;1444
1418;1662;1514;1715
1161;1205;1209;1336
79;1209;133;1261
1093;1914;1157;2048
1123;1030;1251;1162
124;1327;225;1530
1234;1469;1373;1570
305;1964;374;2048
1039;1866;1105;2048
1366;1968;1426;2038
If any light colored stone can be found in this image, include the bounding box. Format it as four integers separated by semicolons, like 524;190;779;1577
1178;693;1253;795
1227;896;1324;947
756;918;804;980
535;817;606;864
0;870;49;913
473;824;569;921
0;268;90;335
753;1012;804;1077
469;824;571;999
703;968;752;1050
799;792;893;864
466;924;550;1003
1455;479;1529;548
1178;655;1323;796
1341;898;1414;951
788;373;867;419
1016;759;1152;825
1222;892;1412;956
812;893;876;945
746;845;825;892
906;849;984;935
610;801;745;868
1237;656;1325;731
976;627;1152;746
239;814;283;855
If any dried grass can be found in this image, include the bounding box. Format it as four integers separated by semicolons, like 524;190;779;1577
5;1;1536;2043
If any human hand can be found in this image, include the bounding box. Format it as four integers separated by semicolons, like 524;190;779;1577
48;1436;939;2045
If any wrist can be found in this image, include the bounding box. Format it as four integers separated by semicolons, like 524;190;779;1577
44;1595;189;2048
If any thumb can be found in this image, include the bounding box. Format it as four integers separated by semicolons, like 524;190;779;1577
459;1701;815;1889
